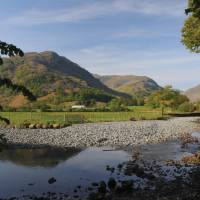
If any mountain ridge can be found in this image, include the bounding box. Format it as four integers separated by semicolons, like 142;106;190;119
0;51;128;98
185;84;200;102
94;74;161;96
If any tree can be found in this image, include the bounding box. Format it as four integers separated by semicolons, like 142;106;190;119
72;88;113;105
108;98;127;112
178;102;196;112
0;41;24;124
146;86;189;110
0;41;24;65
182;0;200;52
118;97;137;106
185;0;200;17
0;41;36;101
0;41;36;125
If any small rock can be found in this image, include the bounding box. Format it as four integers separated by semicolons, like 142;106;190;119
108;177;117;190
48;177;56;184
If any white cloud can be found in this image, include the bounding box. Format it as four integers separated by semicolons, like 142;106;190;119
67;45;199;70
64;44;200;90
4;0;186;25
114;28;177;38
115;29;150;38
5;3;111;25
112;0;185;17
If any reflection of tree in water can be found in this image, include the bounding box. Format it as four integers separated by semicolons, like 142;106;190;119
0;147;81;168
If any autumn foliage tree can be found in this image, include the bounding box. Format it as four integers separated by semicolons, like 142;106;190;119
0;41;36;124
0;41;36;101
146;86;189;110
182;0;200;52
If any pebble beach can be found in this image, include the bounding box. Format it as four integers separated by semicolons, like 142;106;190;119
1;117;199;148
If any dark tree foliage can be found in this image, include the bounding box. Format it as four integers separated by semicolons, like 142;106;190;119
0;41;24;65
0;41;36;124
0;115;10;124
185;0;200;17
0;41;36;101
0;78;36;101
71;88;113;104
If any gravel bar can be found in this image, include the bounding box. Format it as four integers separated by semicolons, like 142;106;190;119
1;117;200;148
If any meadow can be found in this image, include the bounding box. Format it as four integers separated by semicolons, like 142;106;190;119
0;106;163;125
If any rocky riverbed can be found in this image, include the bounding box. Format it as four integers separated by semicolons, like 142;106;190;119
1;117;199;148
0;117;200;200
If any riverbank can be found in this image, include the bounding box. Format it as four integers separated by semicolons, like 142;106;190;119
1;117;199;148
0;119;200;200
0;132;199;200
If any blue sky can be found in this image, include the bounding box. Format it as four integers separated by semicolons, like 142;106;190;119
0;0;199;90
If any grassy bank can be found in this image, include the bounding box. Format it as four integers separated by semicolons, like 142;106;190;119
0;110;162;125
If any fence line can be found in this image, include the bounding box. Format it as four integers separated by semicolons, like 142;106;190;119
0;111;162;125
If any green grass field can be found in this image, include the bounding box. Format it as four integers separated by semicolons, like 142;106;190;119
0;107;162;125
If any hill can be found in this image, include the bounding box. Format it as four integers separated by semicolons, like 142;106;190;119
0;51;128;107
185;85;200;102
95;75;161;96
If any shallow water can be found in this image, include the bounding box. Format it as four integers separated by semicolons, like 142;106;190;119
0;147;130;198
0;132;199;198
137;140;198;163
192;132;200;141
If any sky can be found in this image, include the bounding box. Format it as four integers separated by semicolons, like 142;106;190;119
0;0;199;90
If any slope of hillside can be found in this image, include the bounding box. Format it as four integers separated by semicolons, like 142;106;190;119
0;51;127;100
185;85;200;102
95;75;161;96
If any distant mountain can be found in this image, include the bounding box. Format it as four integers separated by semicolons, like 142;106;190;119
95;75;161;96
0;51;127;101
185;85;200;102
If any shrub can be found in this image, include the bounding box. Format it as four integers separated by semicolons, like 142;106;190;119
108;99;129;112
70;88;114;104
178;102;196;112
146;86;189;109
0;134;7;151
0;116;10;124
139;116;146;121
0;121;8;128
196;101;200;111
130;117;137;121
18;122;31;129
65;114;86;124
2;106;16;112
155;116;169;120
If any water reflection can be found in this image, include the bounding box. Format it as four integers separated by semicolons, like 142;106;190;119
0;133;199;198
0;147;80;167
0;147;129;198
